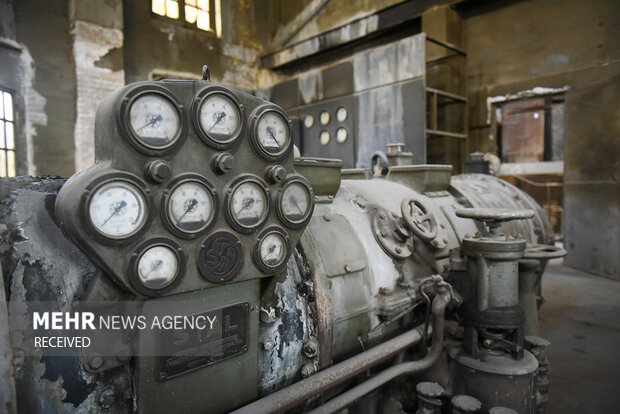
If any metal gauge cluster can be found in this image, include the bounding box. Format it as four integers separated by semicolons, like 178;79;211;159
59;81;314;298
304;105;350;146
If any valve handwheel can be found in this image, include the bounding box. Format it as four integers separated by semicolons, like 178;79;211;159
455;208;535;236
400;198;438;241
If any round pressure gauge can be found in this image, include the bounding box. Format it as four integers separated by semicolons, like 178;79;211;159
251;105;291;160
162;175;218;238
225;176;270;233
88;180;148;239
336;106;348;122
304;114;314;129
254;228;290;273
277;177;314;229
120;86;185;155
320;110;330;125
336;127;348;144
320;130;330;146
194;89;243;148
137;245;179;289
129;93;181;149
128;238;185;296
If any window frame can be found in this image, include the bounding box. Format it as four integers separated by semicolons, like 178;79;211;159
150;0;221;37
0;86;16;178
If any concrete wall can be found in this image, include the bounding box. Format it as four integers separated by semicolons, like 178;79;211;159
463;0;620;278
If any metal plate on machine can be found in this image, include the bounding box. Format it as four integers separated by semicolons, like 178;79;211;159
158;303;248;380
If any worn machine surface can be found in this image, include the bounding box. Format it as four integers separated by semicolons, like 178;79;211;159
0;73;564;413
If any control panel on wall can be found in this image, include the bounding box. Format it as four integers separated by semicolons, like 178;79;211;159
298;96;356;168
55;74;314;298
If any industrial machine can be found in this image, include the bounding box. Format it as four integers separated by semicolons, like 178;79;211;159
0;70;565;413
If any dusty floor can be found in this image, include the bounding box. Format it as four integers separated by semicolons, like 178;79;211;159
539;260;620;413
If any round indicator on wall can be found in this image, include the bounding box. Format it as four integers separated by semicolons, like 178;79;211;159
128;238;185;296
194;89;243;148
336;106;348;122
254;227;290;273
197;231;243;283
225;176;271;233
88;180;148;240
320;130;330;146
319;110;330;125
161;174;218;238
304;114;314;129
336;127;348;144
251;106;291;160
277;177;314;229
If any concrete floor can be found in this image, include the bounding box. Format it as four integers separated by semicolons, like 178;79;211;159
540;260;620;413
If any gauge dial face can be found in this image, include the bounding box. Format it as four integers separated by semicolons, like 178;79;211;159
137;245;179;289
230;181;268;228
168;181;214;233
280;182;311;225
198;93;241;143
259;232;287;268
129;93;181;148
336;107;348;122
256;111;290;156
304;114;314;128
320;130;330;146
88;181;147;238
320;110;330;125
336;127;348;144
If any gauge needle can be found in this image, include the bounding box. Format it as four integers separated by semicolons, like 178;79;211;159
177;199;198;224
266;126;280;146
136;114;163;132
236;197;262;215
209;112;226;131
144;260;163;277
102;200;127;226
288;195;304;214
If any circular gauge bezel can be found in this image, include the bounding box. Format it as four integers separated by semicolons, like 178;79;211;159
250;104;292;161
160;173;219;239
336;127;348;144
336;106;348;122
303;114;314;129
224;175;272;234
197;231;243;283
253;227;291;274
320;130;330;146
79;172;153;246
319;110;331;125
128;238;185;297
276;176;315;229
192;86;244;150
119;84;186;156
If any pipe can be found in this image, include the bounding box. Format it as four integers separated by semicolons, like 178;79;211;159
231;324;427;414
309;290;451;414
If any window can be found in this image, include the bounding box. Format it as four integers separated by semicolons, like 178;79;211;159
0;89;16;178
152;0;222;36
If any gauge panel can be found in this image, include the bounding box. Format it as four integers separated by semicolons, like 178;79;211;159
253;227;291;274
193;87;243;149
119;85;186;156
160;174;219;239
250;105;292;161
224;175;271;234
276;177;314;229
128;238;185;296
80;172;153;246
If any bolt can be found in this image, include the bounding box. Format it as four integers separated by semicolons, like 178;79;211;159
395;247;402;254
301;362;316;378
379;214;386;220
266;165;286;183
379;287;392;296
302;340;318;358
88;354;103;370
146;160;171;183
213;152;235;174
380;230;387;237
322;215;331;222
98;387;116;409
344;264;352;273
262;341;273;351
116;347;131;363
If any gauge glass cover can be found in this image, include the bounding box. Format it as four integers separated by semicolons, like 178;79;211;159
304;114;314;128
320;130;330;146
256;111;290;155
231;181;268;228
259;232;286;268
137;245;178;289
336;107;348;122
168;181;214;233
88;181;147;238
281;182;311;224
198;94;240;143
129;93;180;148
319;110;330;125
336;127;348;143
